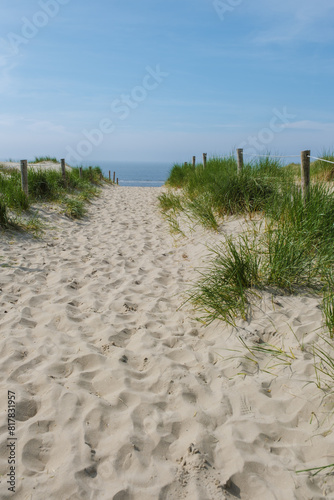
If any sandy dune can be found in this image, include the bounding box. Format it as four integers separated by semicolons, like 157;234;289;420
0;185;334;499
0;161;72;172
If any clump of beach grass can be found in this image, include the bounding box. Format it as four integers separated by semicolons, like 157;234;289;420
157;192;185;237
163;155;334;326
166;162;195;188
64;198;86;219
187;235;261;325
162;156;284;226
310;150;334;182
0;178;30;212
32;156;59;164
75;165;104;185
0;199;9;228
158;192;183;213
185;193;219;231
322;271;334;338
263;223;322;291
187;222;325;326
0;163;105;232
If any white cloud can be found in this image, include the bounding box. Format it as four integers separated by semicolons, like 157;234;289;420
26;120;66;134
249;0;334;44
284;120;334;132
0;115;73;160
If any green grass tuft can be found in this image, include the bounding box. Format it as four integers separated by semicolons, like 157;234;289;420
32;156;58;163
158;192;183;213
0;164;103;232
185;194;219;231
0;198;9;228
64;198;86;219
188;236;261;325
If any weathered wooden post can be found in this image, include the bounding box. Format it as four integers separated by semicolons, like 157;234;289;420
192;156;196;168
203;153;207;169
237;148;244;174
301;150;310;200
184;162;188;167
79;167;82;178
20;160;28;196
61;159;66;185
113;172;116;183
109;170;111;181
116;178;119;185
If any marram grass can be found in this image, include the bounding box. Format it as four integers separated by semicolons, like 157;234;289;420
33;156;58;164
163;152;334;478
163;155;334;331
0;164;104;232
185;194;219;231
0;198;9;228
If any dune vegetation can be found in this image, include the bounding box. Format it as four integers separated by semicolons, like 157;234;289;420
159;153;334;334
0;162;106;232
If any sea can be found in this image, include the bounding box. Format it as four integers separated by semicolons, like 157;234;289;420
76;160;173;187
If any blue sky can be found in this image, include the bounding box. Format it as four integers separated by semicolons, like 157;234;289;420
0;0;333;164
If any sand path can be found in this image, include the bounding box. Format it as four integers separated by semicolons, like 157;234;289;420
0;186;334;499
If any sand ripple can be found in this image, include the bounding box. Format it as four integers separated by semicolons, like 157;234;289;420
0;186;333;499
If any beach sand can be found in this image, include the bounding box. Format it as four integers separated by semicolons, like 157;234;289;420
0;161;72;172
1;185;334;499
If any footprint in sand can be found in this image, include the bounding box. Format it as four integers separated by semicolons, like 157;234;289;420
22;435;54;472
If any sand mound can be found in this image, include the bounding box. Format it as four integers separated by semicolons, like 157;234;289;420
0;160;72;172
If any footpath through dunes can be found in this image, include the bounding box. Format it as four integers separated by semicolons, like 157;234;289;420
0;185;334;500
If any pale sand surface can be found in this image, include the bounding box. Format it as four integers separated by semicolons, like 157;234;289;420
0;186;334;499
0;161;72;171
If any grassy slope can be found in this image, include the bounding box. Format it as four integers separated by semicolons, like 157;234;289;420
0;164;108;232
159;154;334;332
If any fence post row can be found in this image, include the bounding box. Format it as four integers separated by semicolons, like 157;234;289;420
18;161;113;192
237;148;244;174
20;160;28;196
15;150;317;195
301;150;310;199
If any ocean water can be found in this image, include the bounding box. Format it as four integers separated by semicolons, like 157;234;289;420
77;160;172;187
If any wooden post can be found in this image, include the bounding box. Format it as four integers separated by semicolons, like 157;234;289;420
113;172;116;183
192;156;196;168
109;170;111;181
237;148;244;174
203;153;207;169
301;150;310;199
184;162;188;167
79;167;82;178
20;160;28;196
116;178;119;185
61;159;66;185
